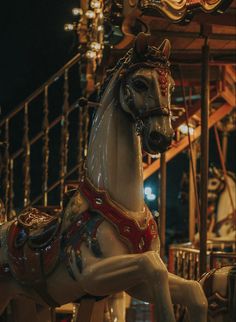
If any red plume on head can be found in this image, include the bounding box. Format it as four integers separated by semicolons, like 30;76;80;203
133;32;150;57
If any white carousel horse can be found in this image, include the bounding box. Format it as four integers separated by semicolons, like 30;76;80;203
179;166;236;241
208;166;236;241
0;33;207;322
179;265;236;322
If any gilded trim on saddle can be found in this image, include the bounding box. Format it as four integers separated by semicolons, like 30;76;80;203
78;176;158;253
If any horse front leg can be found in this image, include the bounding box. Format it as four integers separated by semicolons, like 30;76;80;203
168;273;208;322
78;251;176;322
127;273;208;322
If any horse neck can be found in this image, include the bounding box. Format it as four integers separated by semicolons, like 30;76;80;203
87;97;144;212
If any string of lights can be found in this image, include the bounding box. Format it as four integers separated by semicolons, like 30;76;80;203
64;0;104;93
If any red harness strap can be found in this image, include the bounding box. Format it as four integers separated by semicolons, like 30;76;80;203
78;177;158;253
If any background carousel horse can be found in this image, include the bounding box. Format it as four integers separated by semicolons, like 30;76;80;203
179;265;236;322
0;33;207;322
179;166;236;241
207;166;236;241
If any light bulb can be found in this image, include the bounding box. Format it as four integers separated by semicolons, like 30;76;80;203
97;25;104;32
72;8;83;16
90;0;101;9
179;124;194;135
90;42;101;51
85;10;96;19
86;50;97;59
64;24;74;31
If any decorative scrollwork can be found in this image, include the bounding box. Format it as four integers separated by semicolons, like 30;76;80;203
139;0;231;22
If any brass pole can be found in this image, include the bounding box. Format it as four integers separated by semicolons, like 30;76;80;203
160;152;167;260
200;39;209;276
189;143;197;243
222;131;228;163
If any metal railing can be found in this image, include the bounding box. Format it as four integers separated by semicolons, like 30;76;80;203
0;53;90;219
169;241;236;280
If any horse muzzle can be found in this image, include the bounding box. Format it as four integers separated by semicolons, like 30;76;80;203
146;131;173;154
142;116;174;154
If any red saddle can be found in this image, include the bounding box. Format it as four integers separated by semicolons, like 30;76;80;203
7;208;61;284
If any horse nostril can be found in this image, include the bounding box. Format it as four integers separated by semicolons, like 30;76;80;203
149;131;163;145
148;131;172;153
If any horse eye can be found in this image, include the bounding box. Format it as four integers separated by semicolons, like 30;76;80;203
132;79;148;92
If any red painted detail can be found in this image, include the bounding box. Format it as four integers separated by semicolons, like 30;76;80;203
78;177;158;253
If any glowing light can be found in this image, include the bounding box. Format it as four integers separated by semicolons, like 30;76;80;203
97;25;104;32
90;0;101;9
147;193;156;201
99;12;104;19
90;41;101;51
144;186;156;201
179;124;194;135
64;23;74;31
144;187;152;195
85;10;96;19
86;50;97;59
72;8;83;16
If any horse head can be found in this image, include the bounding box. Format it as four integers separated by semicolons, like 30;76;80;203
118;32;174;154
208;166;225;202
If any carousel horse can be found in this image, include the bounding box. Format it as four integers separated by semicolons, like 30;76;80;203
0;33;208;322
179;166;236;240
208;166;236;240
179;265;236;322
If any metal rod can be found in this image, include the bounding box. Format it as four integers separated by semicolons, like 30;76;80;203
189;143;197;242
42;86;49;207
160;152;167;260
222;131;228;163
200;40;209;276
3;120;9;216
23;103;31;207
9;159;14;217
60;69;70;208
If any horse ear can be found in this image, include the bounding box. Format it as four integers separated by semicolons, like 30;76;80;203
212;166;221;178
134;32;149;56
158;39;171;59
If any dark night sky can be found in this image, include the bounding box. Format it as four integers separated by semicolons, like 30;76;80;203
0;0;77;113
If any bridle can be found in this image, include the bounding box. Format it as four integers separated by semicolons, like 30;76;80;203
118;61;173;135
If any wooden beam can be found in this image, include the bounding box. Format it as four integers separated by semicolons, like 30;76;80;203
221;87;236;106
143;103;235;180
225;65;236;82
193;12;236;27
151;30;236;41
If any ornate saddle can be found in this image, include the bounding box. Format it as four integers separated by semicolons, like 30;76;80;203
7;208;61;286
